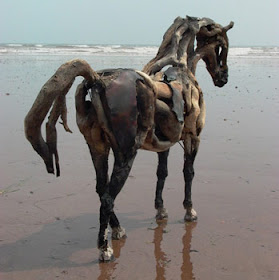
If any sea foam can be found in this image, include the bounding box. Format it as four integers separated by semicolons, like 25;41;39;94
0;44;278;58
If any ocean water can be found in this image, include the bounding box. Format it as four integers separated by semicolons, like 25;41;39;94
1;43;279;59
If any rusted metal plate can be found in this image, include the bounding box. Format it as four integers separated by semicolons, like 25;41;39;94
105;69;142;152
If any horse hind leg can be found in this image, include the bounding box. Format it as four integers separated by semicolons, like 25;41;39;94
86;143;112;261
98;151;137;262
87;148;126;262
75;81;116;260
90;149;125;240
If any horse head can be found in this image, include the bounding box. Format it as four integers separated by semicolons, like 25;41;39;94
196;20;234;87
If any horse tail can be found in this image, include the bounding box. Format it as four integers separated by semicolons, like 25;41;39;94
24;59;106;176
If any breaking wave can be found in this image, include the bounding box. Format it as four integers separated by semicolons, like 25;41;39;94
0;44;278;58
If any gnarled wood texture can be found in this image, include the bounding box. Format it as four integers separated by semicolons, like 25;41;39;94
24;15;234;262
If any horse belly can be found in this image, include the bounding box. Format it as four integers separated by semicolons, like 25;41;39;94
155;99;184;142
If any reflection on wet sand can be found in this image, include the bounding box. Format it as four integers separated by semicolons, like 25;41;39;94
153;221;197;280
153;220;169;280
96;221;197;280
181;222;197;280
98;238;126;280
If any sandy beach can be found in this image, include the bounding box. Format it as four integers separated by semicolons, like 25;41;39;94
0;47;278;279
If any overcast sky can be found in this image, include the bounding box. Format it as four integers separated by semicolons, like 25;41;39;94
0;0;278;46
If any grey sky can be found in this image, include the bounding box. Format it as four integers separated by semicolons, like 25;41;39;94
1;0;278;46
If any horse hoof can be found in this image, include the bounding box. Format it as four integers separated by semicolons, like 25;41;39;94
184;208;197;222
156;207;168;220
99;245;114;262
112;226;126;240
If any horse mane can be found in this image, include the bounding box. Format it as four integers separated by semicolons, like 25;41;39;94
142;16;233;75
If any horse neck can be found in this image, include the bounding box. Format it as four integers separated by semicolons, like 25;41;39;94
186;52;202;76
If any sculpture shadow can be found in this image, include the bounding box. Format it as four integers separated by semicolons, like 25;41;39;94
0;211;147;272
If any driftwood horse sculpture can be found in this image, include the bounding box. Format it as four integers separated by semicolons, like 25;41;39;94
24;16;233;261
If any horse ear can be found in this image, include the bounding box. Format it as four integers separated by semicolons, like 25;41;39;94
223;21;234;32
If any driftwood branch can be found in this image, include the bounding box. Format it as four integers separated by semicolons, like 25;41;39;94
142;16;233;76
24;59;103;176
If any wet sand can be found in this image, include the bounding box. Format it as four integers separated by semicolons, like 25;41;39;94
0;54;278;279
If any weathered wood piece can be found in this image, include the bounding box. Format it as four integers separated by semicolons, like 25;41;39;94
24;15;233;262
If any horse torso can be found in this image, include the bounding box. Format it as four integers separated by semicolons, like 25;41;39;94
96;68;205;153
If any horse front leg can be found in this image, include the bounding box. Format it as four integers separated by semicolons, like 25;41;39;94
183;134;200;222
155;149;170;220
98;151;137;262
